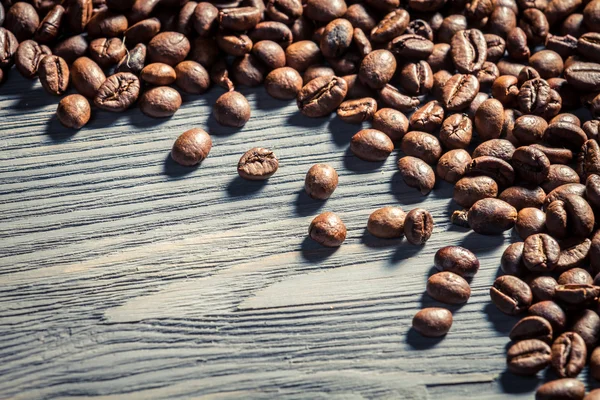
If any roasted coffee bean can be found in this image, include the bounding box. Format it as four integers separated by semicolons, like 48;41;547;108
250;21;293;49
89;37;126;68
297;75;347;118
139;86;181;118
433;246;479;278
171;128;212;167
511;146;550;185
337;97;377;123
467;198;517;234
489;6;517;38
555;284;600;306
352;28;372;56
544;183;586;209
174;60;210;94
404;208;434;245
551;331;587;378
128;0;160;25
219;7;260;31
238;147;279;181
507;339;551;375
467;156;515;188
472;139;515;163
320;18;353;59
492;75;519;107
86;9;127;38
477;62;499;88
53;34;88;64
0;28;19;69
544;122;588;151
441;73;479;111
546;195;595;238
591;348;600;381
558;268;593;286
406;19;433;40
65;0;92;34
546;34;578;59
427;43;453;72
432;69;452;101
510;315;553;343
264;67;302;100
328;50;361;76
453;175;498;208
141;62;176;86
266;0;302;25
378;84;420;113
401;131;442;164
357;49;396;90
305;164;338;200
529;301;567;334
343;4;376;32
367;206;406;238
38;55;69;96
15;40;50;79
437;149;471;184
516;207;546;239
390;34;434;60
5;2;40;42
216;31;252;57
475;99;504;141
251;40;285;70
399;60;433;95
528;275;558;303
427;271;470;304
518;78;561;119
519;8;549;45
71;56;105;98
565;61;600;91
304;65;335;85
412;307;453;337
485;33;506;62
34;4;64;44
530;50;564;80
56;94;90;129
586;173;600;209
370;9;409;43
309;211;346;247
214;91;251;127
351;129;394;161
115;43;146;75
523;233;560;272
501;242;527;276
304;0;346;22
232;53;266;87
571;309;600;350
438;15;468;44
147;31;190;66
555;239;591;273
372;108;409;141
176;1;197;36
499;60;528;78
398;156;436;195
93;72;140;112
584;120;600;140
518;67;541;87
439;113;472;149
513;115;547;145
124;18;161;45
535;378;585;400
577;139;600;180
450;29;486;74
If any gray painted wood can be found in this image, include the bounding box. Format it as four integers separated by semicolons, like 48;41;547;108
0;74;583;399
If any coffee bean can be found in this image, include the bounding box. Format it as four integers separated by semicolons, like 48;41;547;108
550;332;587;378
556;284;600;306
89;37;126;69
546;34;578;59
250;21;293;49
238;147;279;181
506;339;551;374
436;149;471;184
467;198;517;234
304;0;346;22
337;97;377;124
343;73;375;99
528;275;558;303
489;7;517;38
141;62;176;86
305;164;338;200
518;78;561;119
263;67;302;100
510;315;553;343
530;50;564;80
523;233;560;272
513;115;547;145
15;40;49;79
438;15;468;44
412;307;453;337
584;120;600;141
544;183;586;209
173;60;210;94
441;73;479;111
591;347;600;381
297;75;348;118
319;18;353;59
34;4;64;44
546;195;595;239
558;268;592;286
370;9;409;43
427;43;453;72
38;55;69;96
219;7;261;31
404;208;434;245
399;60;433;95
401;131;442;165
439;113;473;149
467;156;515;188
5;2;40;42
94;72;140;112
511;146;551;185
139;86;181;118
409;101;444;133
216;31;252;57
53;34;88;64
56;94;90;129
285;40;321;72
450;29;486;74
535;378;585;400
350;129;394;161
516;208;546;239
171;128;212;167
433;247;479;279
358;49;396;89
432;69;452;101
266;0;302;25
556;239;591;273
125;18;162;45
492;75;519;107
453;175;498;208
390;34;434;59
543;165;580;196
372;108;408;141
472;139;515;163
427;271;471;304
485;34;506;62
398;156;436;195
309;211;346;247
367;206;406;238
565;61;600;91
147;31;190;66
116;43;146;75
214;91;251;127
570;309;600;349
86;9;128;38
501;242;527;276
344;4;377;32
529;301;567;333
577;139;600;180
544;122;588;151
477;61;500;88
518;67;541;87
70;57;106;99
474;99;504;141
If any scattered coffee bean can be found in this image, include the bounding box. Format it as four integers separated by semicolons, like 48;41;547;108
171;128;212;167
427;271;471;304
309;211;346;247
501;242;527;277
401;131;442;165
238;147;279;181
506;339;551;375
404;208;434;245
529;301;567;334
535;378;585;400
491;275;532;315
372;108;408;141
467;198;517;235
305;164;338;200
139;86;182;118
453;175;498;208
214;91;251;127
509;315;553;343
38;55;70;96
56;94;91;129
94;72;141;112
367;206;406;239
398;156;436;195
350;129;394;162
337;97;377;123
412;307;453;337
436;149;471;184
551;332;587;378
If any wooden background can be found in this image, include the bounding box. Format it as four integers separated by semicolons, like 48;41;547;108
0;73;587;399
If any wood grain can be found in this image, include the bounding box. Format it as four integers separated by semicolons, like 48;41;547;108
0;73;578;399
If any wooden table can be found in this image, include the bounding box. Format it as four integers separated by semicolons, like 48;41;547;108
0;73;567;399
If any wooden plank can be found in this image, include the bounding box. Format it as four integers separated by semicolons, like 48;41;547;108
0;73;561;399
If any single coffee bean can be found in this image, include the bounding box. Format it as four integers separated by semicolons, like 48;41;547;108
556;284;600;306
436;149;471;184
535;378;585;400
214;91;251;127
542;165;580;195
401;131;442;164
116;43;146;75
472;139;515;163
250;21;293;49
34;5;64;44
70;57;106;99
15;40;49;79
439;113;472;149
489;6;517;38
297;75;348;118
510;315;553;343
546;34;578;59
53;34;88;65
125;18;161;45
412;307;452;337
404;208;434;245
65;0;92;34
390;34;434;60
232;53;266;87
453;175;498;208
139;86;181;118
565;61;600;91
591;347;600;381
492;75;519;107
432;69;452;101
586;174;600;209
433;246;479;278
406;19;433;40
501;242;527;276
571;309;600;349
518;78;561;119
263;67;302;100
216;31;252;57
284;40;321;72
516;208;546;239
56;94;91;129
337;97;377;124
319;18;353;59
399;60;433;95
528;275;558;303
584;120;600;140
370;9;409;43
485;33;506;62
551;332;587;378
546;195;595;239
451;29;486;74
530;50;564;80
251;40;285;70
305;164;338;200
441;73;479;111
358;49;396;90
343;4;376;32
351;129;394;162
304;0;346;22
173;60;210;94
506;339;551;375
309;211;346;247
218;7;261;31
93;72;140;112
518;67;541;87
577;139;600;180
265;0;302;25
409;101;444;133
511;146;551;185
529;301;567;334
238;147;279;181
141;63;176;86
427;43;453;72
544;122;588;151
558;268;593;286
5;2;40;42
438;15;468;44
477;61;500;88
523;233;560;272
89;37;126;68
555;239;591;273
372;108;408;141
467;198;517;234
86;9;128;38
147;31;190;66
397;156;436;195
171;128;212;167
38;55;69;96
474;98;504;141
426;271;471;304
466;156;515;188
367;206;406;239
544;183;586;209
513;115;547;145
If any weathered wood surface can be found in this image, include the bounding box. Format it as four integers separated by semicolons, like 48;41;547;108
0;74;583;399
